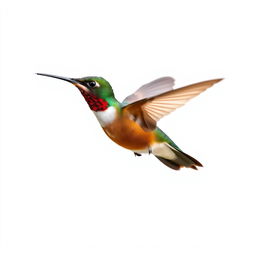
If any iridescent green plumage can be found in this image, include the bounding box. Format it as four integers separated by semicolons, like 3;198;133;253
37;73;222;170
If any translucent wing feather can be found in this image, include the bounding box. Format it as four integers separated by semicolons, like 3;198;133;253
122;77;175;106
123;79;222;131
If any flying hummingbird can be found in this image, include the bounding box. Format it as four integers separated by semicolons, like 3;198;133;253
37;73;222;170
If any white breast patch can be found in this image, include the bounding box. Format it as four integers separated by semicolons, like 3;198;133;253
93;106;117;127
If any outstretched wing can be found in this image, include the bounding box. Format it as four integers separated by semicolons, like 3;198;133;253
123;78;223;131
122;77;175;106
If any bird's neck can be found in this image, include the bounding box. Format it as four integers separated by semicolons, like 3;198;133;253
93;105;119;127
80;90;107;111
80;89;119;110
79;90;121;127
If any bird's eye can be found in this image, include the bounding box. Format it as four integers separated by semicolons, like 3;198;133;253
87;81;96;88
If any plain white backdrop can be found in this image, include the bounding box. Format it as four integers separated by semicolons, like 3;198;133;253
1;0;256;255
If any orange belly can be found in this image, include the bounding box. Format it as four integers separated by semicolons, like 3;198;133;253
102;117;155;150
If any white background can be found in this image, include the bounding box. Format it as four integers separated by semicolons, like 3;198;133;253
1;0;256;255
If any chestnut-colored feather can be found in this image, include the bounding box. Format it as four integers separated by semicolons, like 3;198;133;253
123;78;222;131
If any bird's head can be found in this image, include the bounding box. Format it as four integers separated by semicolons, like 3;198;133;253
37;73;115;111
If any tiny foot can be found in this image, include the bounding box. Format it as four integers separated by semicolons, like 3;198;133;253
134;152;142;157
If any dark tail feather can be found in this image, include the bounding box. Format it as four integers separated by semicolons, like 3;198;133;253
155;156;181;170
154;143;203;170
180;151;203;167
155;154;201;171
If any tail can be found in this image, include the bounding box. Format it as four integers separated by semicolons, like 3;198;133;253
153;142;203;170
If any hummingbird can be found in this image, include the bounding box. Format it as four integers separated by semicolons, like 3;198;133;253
37;73;222;170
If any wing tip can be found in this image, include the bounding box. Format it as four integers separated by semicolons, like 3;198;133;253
211;78;224;84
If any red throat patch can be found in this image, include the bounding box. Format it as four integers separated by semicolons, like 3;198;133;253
80;90;108;111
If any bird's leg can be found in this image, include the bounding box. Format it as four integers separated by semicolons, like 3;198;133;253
148;148;152;154
134;152;142;157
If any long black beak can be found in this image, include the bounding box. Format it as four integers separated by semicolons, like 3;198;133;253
36;73;88;91
36;73;77;84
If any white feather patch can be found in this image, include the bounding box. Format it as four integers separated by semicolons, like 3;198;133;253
93;106;116;127
133;142;177;161
152;143;177;160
